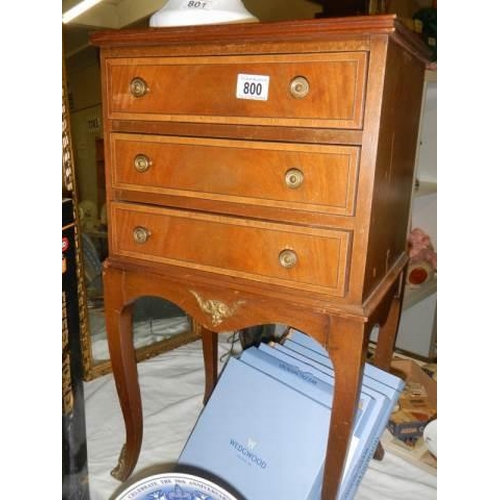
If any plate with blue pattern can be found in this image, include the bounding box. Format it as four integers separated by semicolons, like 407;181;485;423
116;472;239;500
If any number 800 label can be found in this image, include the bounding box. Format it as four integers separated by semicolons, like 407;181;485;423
236;74;270;101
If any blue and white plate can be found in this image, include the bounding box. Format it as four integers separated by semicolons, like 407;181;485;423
116;472;239;500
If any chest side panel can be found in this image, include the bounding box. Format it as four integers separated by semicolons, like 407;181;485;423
362;40;425;298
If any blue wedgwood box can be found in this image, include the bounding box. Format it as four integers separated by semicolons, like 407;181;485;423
178;330;403;499
256;343;388;500
178;355;331;499
238;346;375;499
284;329;404;411
286;329;404;395
276;332;404;498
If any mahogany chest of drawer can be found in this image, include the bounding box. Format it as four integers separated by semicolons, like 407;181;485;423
92;15;430;499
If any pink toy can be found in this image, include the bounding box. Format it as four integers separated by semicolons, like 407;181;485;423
406;228;437;285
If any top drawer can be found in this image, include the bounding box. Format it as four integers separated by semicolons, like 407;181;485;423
105;52;368;129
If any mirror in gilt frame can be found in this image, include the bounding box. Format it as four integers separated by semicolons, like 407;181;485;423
63;53;201;381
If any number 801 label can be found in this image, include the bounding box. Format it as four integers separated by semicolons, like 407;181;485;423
182;0;213;9
236;74;270;101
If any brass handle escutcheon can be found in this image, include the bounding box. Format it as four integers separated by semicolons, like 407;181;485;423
285;168;304;189
133;226;151;244
134;154;152;173
279;249;298;269
289;76;310;99
130;77;149;98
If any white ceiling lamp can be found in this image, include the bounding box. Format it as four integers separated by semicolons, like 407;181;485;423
62;0;104;24
149;0;258;27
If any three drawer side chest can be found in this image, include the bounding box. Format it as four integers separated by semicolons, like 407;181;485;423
91;15;430;499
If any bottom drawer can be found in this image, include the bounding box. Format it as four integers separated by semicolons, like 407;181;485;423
110;203;351;296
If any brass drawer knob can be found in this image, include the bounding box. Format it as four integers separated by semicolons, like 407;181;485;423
130;77;149;98
279;249;298;269
289;76;310;99
285;168;304;189
134;154;152;173
133;226;151;244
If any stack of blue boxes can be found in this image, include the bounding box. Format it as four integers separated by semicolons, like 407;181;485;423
178;329;404;499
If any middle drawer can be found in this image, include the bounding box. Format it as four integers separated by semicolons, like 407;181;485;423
111;134;360;217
